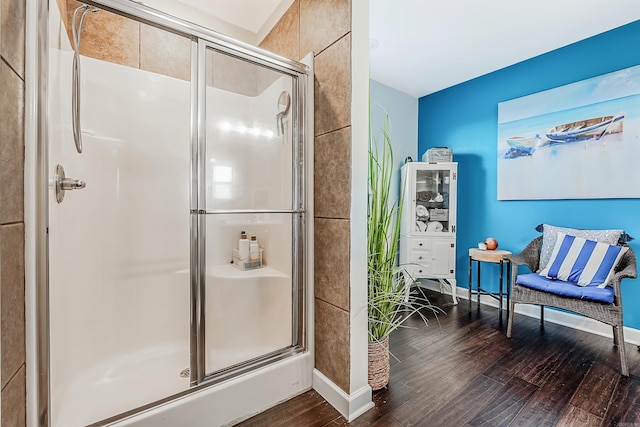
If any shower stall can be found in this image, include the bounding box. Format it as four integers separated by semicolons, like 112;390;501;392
35;0;313;425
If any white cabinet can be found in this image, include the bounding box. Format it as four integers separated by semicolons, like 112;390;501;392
400;162;458;302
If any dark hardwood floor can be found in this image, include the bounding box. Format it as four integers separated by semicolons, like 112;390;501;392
236;290;640;426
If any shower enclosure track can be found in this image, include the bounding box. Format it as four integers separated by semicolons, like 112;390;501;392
194;209;305;215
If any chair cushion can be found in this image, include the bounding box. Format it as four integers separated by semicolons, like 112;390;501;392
537;224;625;271
540;232;627;287
516;273;614;304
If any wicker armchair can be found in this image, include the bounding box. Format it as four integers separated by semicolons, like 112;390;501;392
506;236;637;376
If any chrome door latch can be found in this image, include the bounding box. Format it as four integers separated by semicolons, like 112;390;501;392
55;164;86;203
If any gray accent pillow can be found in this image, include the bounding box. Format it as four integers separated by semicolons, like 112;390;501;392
538;224;624;272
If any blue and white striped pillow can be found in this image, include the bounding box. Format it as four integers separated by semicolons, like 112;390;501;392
540;232;628;288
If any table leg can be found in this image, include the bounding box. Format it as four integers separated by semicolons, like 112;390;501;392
477;261;481;309
499;260;504;313
506;261;511;318
468;256;472;313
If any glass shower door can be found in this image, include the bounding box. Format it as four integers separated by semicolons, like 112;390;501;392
197;45;305;379
46;2;192;424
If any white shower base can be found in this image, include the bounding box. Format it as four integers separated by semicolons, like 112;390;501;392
112;353;313;427
55;340;309;427
55;342;189;426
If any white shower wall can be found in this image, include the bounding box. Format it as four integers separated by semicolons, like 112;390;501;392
48;5;300;425
204;73;296;373
205;70;294;271
49;46;192;425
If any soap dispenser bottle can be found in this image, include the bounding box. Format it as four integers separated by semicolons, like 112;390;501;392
249;235;260;262
238;231;249;260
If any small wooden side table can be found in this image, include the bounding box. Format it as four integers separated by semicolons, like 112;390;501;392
468;248;512;315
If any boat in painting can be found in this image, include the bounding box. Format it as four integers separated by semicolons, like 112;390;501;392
545;113;625;142
504;134;543;157
503;112;625;158
506;135;540;148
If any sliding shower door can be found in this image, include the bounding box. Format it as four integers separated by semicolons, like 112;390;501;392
195;44;306;380
47;2;192;425
43;0;310;424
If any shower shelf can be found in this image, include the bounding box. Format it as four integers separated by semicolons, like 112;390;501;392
209;264;289;280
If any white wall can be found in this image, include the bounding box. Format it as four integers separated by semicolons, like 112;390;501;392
348;0;373;419
369;79;419;205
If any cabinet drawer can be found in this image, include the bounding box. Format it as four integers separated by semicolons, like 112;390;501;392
404;264;431;278
407;239;434;252
410;251;431;264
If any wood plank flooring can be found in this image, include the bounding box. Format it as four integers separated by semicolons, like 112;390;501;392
236;290;640;426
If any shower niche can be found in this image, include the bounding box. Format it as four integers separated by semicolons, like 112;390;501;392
43;1;311;426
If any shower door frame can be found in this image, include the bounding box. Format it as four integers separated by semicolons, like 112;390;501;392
193;40;308;385
34;0;311;425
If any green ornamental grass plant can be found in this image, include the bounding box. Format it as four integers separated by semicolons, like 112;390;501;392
368;108;441;343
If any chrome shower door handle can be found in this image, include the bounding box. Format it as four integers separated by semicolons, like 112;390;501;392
61;178;86;190
55;164;86;204
275;112;285;136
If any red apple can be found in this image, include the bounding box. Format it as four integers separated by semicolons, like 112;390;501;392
484;237;498;250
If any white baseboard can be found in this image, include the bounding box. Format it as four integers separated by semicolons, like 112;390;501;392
450;283;640;346
312;369;374;422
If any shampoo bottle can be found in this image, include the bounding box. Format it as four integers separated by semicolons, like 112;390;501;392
238;231;249;260
249;235;260;262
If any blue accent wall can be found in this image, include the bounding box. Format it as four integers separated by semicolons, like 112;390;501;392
418;20;640;328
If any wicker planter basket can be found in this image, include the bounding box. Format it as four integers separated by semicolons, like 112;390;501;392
368;336;390;391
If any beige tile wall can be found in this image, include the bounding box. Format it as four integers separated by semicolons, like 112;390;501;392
260;2;300;62
260;0;354;395
140;23;190;82
68;0;140;67
63;1;276;94
0;0;27;423
65;0;190;81
209;50;259;96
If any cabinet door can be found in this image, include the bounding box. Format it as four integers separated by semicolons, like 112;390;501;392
432;240;455;276
404;163;456;237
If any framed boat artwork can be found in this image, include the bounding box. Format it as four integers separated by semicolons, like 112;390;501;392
497;64;640;200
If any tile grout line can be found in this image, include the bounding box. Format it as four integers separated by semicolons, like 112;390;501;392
0;55;25;82
315;124;351;139
0;362;25;394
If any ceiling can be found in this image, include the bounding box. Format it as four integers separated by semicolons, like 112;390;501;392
177;0;640;99
176;0;285;33
370;0;640;98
